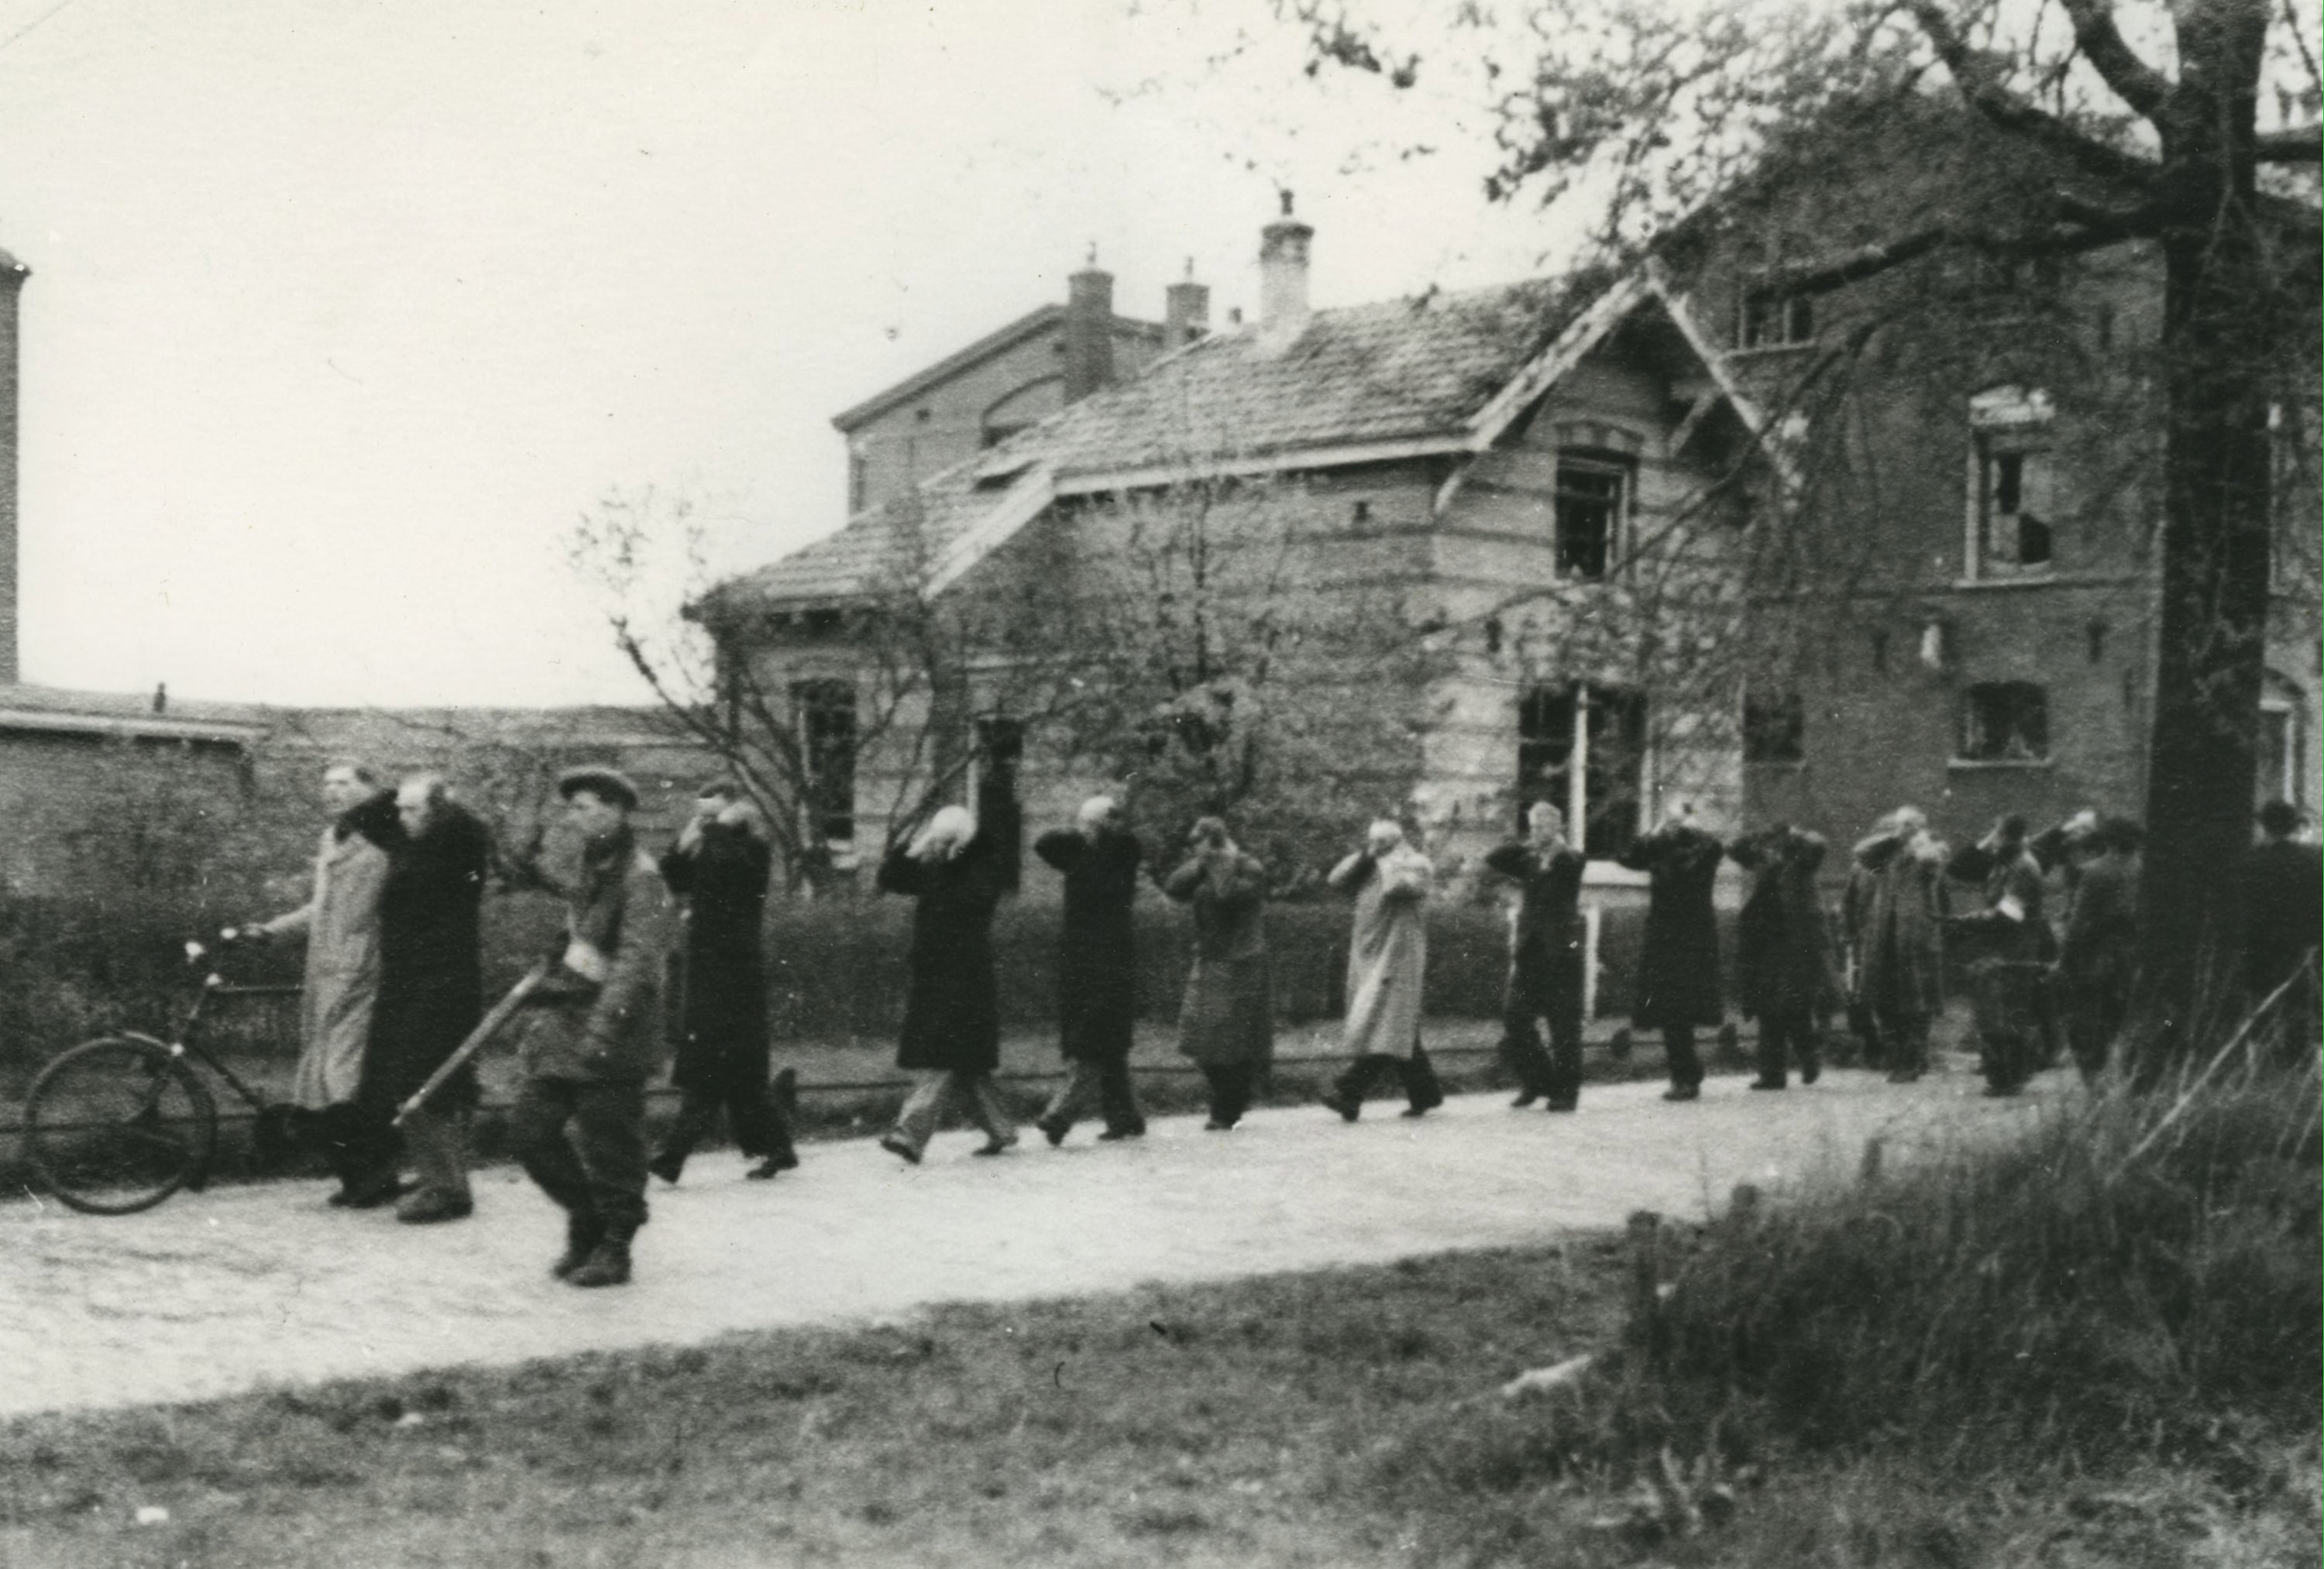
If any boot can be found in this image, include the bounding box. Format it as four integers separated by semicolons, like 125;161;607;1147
551;1215;604;1280
1035;1113;1072;1148
1322;1089;1361;1123
566;1234;633;1289
648;1148;686;1186
396;1188;474;1224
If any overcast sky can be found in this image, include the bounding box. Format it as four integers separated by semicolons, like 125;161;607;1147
0;0;1573;707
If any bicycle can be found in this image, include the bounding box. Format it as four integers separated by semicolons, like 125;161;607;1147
20;934;303;1215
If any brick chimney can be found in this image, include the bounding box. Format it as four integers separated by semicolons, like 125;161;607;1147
1063;254;1115;404
1258;191;1313;349
0;246;27;686
1164;259;1209;348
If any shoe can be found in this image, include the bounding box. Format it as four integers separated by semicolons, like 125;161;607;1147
1322;1091;1361;1124
1202;1118;1237;1131
1662;1085;1700;1103
648;1149;686;1186
744;1157;790;1180
551;1218;603;1280
878;1134;922;1166
565;1238;633;1289
1545;1097;1578;1114
1801;1056;1823;1086
1748;1076;1787;1091
971;1134;1019;1157
395;1190;473;1225
1035;1114;1071;1148
1608;1027;1634;1062
1510;1089;1539;1109
1097;1125;1144;1142
1399;1106;1429;1119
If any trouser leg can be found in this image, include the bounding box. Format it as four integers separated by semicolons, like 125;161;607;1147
400;1104;471;1203
726;1079;791;1162
1881;1011;1930;1078
655;1090;720;1165
1756;1014;1789;1084
1041;1060;1102;1130
1332;1054;1393;1105
889;1072;952;1159
1201;1063;1251;1126
1096;1056;1143;1134
1498;1004;1552;1097
1545;989;1584;1105
1399;1043;1443;1111
315;1101;397;1194
959;1073;1018;1145
565;1080;650;1238
1665;1024;1702;1090
511;1077;593;1221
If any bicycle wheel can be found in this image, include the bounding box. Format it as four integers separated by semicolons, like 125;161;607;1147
23;1036;216;1214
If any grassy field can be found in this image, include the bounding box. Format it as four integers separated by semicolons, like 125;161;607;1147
0;1239;2309;1569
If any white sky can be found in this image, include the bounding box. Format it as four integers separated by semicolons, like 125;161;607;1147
0;0;1577;706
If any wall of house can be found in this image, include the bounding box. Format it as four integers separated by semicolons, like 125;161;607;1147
843;319;1164;518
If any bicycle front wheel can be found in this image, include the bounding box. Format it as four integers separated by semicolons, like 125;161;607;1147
23;1037;217;1214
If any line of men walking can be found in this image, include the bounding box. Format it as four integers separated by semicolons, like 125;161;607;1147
248;754;2316;1288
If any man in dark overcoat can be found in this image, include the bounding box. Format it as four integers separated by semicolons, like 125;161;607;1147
1032;795;1147;1146
1616;803;1725;1101
1160;817;1274;1131
1485;802;1589;1112
650;781;796;1183
878;805;1017;1163
508;767;675;1288
2059;815;2140;1079
361;774;490;1224
1946;814;2057;1093
1852;806;1949;1083
2244;800;2321;1053
1730;825;1840;1090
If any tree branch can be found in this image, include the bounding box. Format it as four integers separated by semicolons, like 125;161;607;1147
2256;122;2322;162
2054;0;2174;120
1904;0;2159;189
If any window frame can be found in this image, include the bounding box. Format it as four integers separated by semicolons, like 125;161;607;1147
1736;283;1816;350
1516;682;1650;859
1742;690;1807;766
1552;452;1631;582
1965;386;2058;582
1954;680;2052;767
790;677;860;848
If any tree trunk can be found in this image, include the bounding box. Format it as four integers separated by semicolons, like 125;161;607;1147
2133;15;2279;1062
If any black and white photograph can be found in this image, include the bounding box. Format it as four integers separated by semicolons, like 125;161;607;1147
0;0;2317;1562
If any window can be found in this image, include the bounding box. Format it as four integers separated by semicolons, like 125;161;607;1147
1738;285;1814;348
792;679;858;846
974;716;1024;891
1518;683;1647;857
1968;386;2057;577
1958;682;2049;764
1554;458;1628;580
2260;673;2307;809
847;451;869;515
1744;692;1805;764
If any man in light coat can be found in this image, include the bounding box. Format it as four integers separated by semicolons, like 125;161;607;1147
508;767;675;1288
250;760;402;1208
1322;819;1441;1121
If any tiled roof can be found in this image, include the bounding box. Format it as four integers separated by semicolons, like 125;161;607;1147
830;304;1164;434
717;274;1603;614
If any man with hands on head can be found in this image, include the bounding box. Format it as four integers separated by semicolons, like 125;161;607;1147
1031;795;1148;1147
1320;818;1441;1122
1484;802;1589;1113
1160;817;1274;1131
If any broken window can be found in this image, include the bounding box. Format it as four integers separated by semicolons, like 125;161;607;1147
1968;386;2057;577
1958;682;2049;764
1743;692;1806;764
1554;458;1627;580
1517;683;1647;857
1738;285;1814;348
792;678;858;846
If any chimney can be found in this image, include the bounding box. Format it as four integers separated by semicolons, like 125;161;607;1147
0;247;26;686
1164;259;1209;348
1063;251;1115;404
1258;191;1313;348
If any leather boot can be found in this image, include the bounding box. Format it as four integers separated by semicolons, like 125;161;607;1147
551;1215;603;1280
566;1233;633;1289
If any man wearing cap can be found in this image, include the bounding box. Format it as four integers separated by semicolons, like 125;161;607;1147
507;767;675;1288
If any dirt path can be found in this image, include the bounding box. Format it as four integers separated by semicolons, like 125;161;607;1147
0;1065;2061;1417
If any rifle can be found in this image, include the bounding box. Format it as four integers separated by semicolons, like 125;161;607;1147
392;962;550;1126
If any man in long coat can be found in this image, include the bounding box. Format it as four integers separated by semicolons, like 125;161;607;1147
1730;825;1841;1090
253;761;402;1208
509;767;675;1288
1946;814;2058;1093
1321;819;1441;1121
1616;805;1725;1101
1486;802;1589;1112
1160;817;1273;1131
1852;806;1949;1083
877;805;1017;1163
1032;795;1147;1146
2059;815;2140;1079
651;781;795;1183
363;774;490;1224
